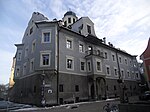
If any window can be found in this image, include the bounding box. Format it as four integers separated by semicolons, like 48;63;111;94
68;17;71;23
106;66;110;75
40;51;51;67
119;56;122;63
15;66;20;77
87;25;91;34
96;59;102;72
25;47;28;57
30;59;34;72
44;33;50;42
80;61;85;71
17;50;22;61
79;44;84;52
59;98;63;104
136;73;139;78
30;27;33;34
125;58;128;65
64;21;67;27
87;61;91;72
33;86;36;93
127;71;130;78
121;69;125;79
75;85;79;92
66;56;74;70
66;37;73;49
23;63;27;75
112;54;115;61
114;85;116;90
104;52;108;59
114;68;118;76
32;40;36;53
59;84;63;92
73;18;75;23
42;29;51;43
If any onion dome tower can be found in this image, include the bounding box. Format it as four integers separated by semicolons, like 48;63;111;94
62;11;78;27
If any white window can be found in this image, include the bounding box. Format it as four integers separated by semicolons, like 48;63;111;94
87;60;91;72
30;58;34;72
106;65;111;75
79;42;84;53
42;29;51;43
23;63;27;75
66;37;73;49
66;56;74;70
40;51;51;67
17;50;22;61
96;59;102;72
114;67;118;76
80;59;86;72
32;39;36;53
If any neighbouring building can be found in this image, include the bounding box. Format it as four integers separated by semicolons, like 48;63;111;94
12;11;141;106
140;38;150;89
9;57;16;88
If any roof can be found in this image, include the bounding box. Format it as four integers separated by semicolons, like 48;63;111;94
64;11;77;17
140;37;150;59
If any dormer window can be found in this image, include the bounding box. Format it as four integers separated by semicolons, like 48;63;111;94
87;25;91;34
73;18;75;23
68;17;71;23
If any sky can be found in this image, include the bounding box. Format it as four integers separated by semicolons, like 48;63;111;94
0;0;150;84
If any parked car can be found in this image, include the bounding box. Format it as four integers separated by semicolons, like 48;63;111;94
139;91;150;101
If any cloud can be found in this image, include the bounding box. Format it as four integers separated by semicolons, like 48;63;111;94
0;49;14;84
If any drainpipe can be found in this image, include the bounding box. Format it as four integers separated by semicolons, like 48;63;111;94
56;24;60;105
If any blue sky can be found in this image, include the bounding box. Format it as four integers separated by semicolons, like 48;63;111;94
0;0;150;84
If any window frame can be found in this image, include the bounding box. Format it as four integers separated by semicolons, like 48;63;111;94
41;29;51;43
96;59;102;72
87;60;91;72
32;39;36;53
66;37;73;50
66;56;74;70
30;58;35;72
40;51;51;67
80;59;86;72
106;65;111;76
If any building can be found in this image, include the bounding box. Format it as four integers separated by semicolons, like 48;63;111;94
9;57;16;88
12;11;141;106
140;38;150;89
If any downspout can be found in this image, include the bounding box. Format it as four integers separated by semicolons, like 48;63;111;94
56;24;60;105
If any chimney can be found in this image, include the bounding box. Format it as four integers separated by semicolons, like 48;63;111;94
103;37;106;44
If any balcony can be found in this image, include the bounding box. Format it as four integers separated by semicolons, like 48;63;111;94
85;50;104;58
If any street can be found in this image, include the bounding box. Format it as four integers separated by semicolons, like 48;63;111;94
13;99;120;112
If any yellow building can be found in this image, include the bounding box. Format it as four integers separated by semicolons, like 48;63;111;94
9;57;16;88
